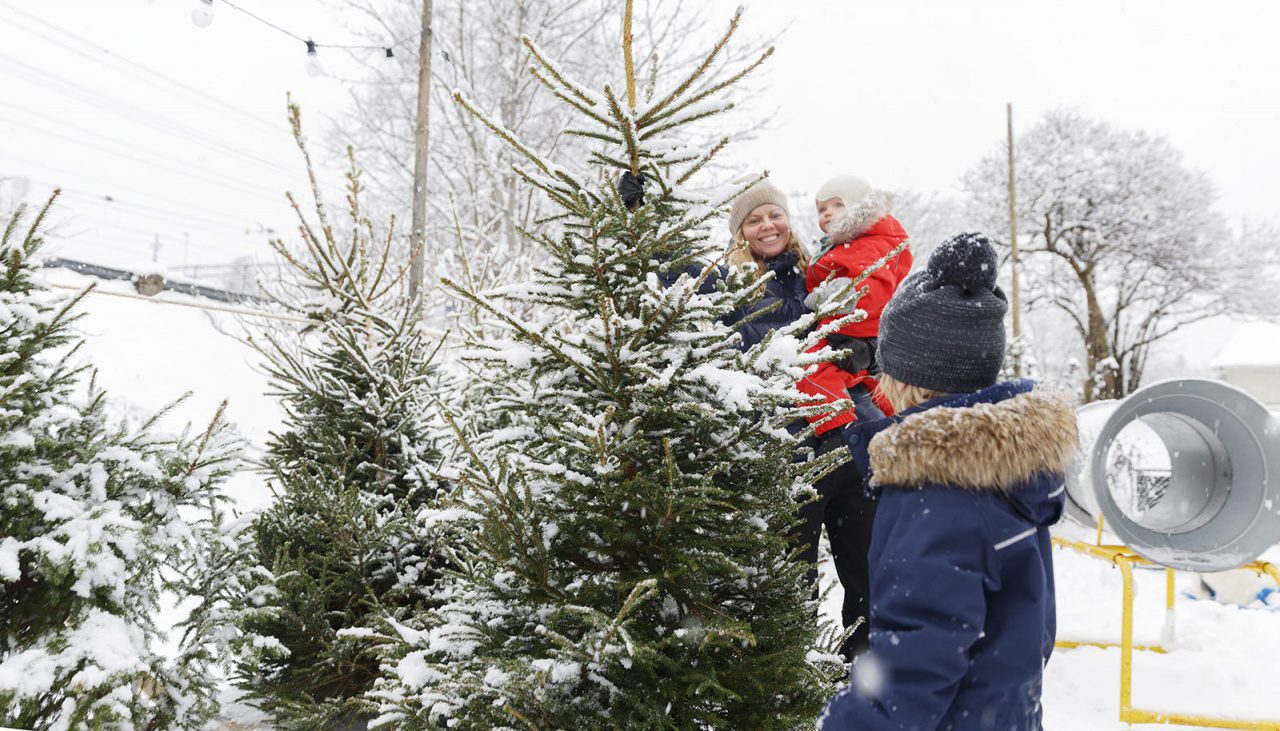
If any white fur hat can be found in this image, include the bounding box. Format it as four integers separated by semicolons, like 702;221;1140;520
728;179;789;236
815;175;872;209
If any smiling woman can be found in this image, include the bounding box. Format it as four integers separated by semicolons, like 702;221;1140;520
726;179;808;278
725;179;810;352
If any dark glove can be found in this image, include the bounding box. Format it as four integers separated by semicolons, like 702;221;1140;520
826;334;876;375
618;171;646;209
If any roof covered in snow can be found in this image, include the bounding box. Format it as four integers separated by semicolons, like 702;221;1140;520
1211;321;1280;369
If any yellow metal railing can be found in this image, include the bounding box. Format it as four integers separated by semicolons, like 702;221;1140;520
1054;535;1280;730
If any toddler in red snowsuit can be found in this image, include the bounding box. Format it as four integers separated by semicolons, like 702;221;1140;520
800;176;913;435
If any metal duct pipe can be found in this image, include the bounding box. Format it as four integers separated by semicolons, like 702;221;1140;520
1063;379;1280;572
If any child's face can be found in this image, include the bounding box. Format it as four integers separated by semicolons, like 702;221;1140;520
739;204;790;259
816;196;846;234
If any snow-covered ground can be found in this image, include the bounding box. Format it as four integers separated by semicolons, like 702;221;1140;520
47;267;1280;730
819;522;1280;731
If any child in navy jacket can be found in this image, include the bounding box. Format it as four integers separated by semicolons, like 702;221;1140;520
821;233;1078;731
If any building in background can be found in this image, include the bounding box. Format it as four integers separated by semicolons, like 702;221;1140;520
1211;321;1280;411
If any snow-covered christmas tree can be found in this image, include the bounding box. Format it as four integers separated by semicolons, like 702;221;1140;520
367;7;844;729
231;103;456;729
0;193;242;729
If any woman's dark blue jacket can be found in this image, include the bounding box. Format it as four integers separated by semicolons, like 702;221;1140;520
820;380;1078;731
729;250;809;351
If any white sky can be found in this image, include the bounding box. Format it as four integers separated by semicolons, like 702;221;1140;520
3;0;1279;273
726;0;1280;224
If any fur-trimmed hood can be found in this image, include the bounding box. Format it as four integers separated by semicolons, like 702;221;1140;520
824;189;895;247
868;382;1078;498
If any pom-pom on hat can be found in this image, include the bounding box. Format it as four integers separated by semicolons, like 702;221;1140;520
728;179;790;237
877;232;1009;393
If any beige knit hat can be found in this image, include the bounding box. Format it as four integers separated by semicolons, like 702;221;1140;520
728;179;790;236
815;175;872;209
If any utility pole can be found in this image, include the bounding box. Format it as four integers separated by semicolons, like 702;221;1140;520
1006;103;1023;377
408;0;434;312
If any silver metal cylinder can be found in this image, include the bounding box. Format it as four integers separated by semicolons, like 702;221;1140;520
1065;378;1280;572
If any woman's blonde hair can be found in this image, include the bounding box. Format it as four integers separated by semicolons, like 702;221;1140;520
726;229;809;279
875;372;948;413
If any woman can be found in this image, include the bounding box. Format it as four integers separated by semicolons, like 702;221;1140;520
724;179;809;351
725;181;873;661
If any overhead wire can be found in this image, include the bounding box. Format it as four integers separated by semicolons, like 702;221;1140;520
42;280;458;344
12;180;273;262
0;53;299;180
0;110;287;200
0;3;290;139
3;164;273;238
0;2;405;271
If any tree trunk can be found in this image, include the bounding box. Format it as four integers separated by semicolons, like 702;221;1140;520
1082;275;1120;402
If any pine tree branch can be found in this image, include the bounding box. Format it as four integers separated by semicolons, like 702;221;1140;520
639;46;772;134
637;7;743;126
441;278;607;393
675;138;730;188
453;91;553;177
529;68;612;127
641;102;733;141
603;84;641;176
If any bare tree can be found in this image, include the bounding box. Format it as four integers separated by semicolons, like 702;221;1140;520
963;109;1280;402
891;188;966;269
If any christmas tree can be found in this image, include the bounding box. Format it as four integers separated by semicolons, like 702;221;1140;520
232;103;455;729
368;7;844;729
0;193;242;729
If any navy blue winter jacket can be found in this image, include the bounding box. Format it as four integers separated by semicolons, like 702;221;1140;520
821;380;1077;731
730;250;809;351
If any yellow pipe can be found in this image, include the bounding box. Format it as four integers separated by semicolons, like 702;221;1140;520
1056;639;1166;654
1257;560;1280;588
1117;553;1136;712
1054;537;1280;729
1122;708;1280;730
1095;512;1106;546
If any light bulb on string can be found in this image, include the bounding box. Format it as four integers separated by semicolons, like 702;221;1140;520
384;47;394;61
191;0;214;28
305;40;323;77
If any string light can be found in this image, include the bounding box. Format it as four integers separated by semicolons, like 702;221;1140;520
191;0;214;29
304;39;322;77
188;0;411;71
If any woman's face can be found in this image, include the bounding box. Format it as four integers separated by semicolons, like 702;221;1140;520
739;204;790;259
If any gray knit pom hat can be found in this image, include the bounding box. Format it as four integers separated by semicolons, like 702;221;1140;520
878;232;1008;393
728;179;789;236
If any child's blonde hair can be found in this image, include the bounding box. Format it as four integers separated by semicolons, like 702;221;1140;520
726;230;809;279
875;372;948;413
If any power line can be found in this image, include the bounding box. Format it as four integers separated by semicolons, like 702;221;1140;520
42;280;458;344
1;164;274;238
0;3;289;139
0;110;286;200
11;180;272;262
0;53;298;180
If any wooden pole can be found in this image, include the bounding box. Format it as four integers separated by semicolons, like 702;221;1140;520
1007;102;1023;377
409;0;435;312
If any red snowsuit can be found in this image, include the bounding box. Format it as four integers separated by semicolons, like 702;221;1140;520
800;209;912;435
